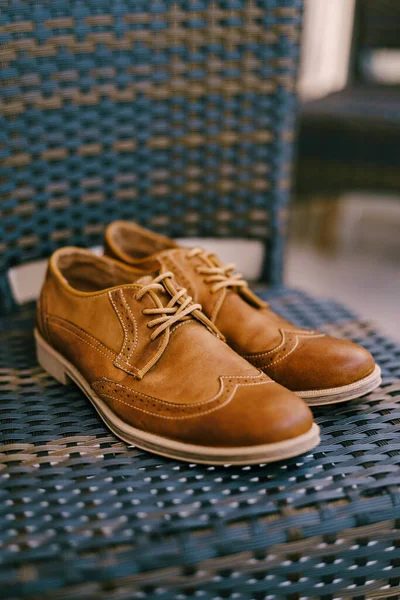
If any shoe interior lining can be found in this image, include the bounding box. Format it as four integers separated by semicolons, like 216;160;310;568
57;251;137;292
111;223;175;260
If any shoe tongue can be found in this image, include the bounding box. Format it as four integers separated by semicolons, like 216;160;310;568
134;275;173;312
135;274;156;286
133;273;169;299
135;272;181;294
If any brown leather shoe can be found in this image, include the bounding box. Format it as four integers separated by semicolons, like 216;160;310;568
35;247;319;464
105;221;381;406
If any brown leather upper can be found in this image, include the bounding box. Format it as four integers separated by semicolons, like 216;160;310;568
105;221;376;392
37;247;313;447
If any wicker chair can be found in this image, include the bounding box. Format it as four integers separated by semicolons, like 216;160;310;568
1;2;400;599
297;0;400;196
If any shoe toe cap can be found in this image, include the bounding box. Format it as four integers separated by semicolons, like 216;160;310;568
270;335;376;392
191;381;315;447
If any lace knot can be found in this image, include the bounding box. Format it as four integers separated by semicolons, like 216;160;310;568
136;271;223;340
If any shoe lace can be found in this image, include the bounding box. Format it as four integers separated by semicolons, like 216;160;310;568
136;271;223;340
186;248;248;294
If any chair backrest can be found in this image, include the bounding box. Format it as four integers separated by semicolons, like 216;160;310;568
352;0;400;83
0;0;303;311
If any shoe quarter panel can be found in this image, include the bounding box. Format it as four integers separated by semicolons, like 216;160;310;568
108;287;168;379
44;275;124;353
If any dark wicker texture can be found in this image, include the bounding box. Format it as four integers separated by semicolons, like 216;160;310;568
357;0;400;51
0;0;302;310
1;287;400;600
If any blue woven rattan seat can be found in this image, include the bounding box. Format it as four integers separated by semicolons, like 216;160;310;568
1;1;400;597
2;289;400;599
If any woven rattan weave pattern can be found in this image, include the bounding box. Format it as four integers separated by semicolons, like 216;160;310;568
1;288;400;600
0;0;302;310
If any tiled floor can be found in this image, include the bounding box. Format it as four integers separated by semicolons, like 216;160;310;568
285;241;400;342
286;195;400;342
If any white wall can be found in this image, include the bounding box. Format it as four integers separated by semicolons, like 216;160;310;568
299;0;355;100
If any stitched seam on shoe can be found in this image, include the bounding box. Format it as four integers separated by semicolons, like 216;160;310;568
109;290;140;372
94;370;266;408
242;330;325;359
109;289;164;378
294;333;324;338
242;330;288;358
94;375;259;407
113;359;141;377
49;321;115;360
48;315;116;355
97;380;269;420
120;289;139;362
61;285;142;300
41;291;52;344
283;329;318;335
261;338;300;368
109;291;130;362
44;315;55;347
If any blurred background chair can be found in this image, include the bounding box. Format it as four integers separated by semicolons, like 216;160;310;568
296;0;400;239
1;2;400;599
288;0;400;341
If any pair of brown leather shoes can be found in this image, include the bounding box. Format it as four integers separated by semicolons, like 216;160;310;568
35;221;381;465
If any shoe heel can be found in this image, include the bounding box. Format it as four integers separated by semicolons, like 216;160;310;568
35;329;70;385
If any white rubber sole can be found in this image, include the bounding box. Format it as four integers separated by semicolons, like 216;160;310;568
296;364;381;406
35;329;320;465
